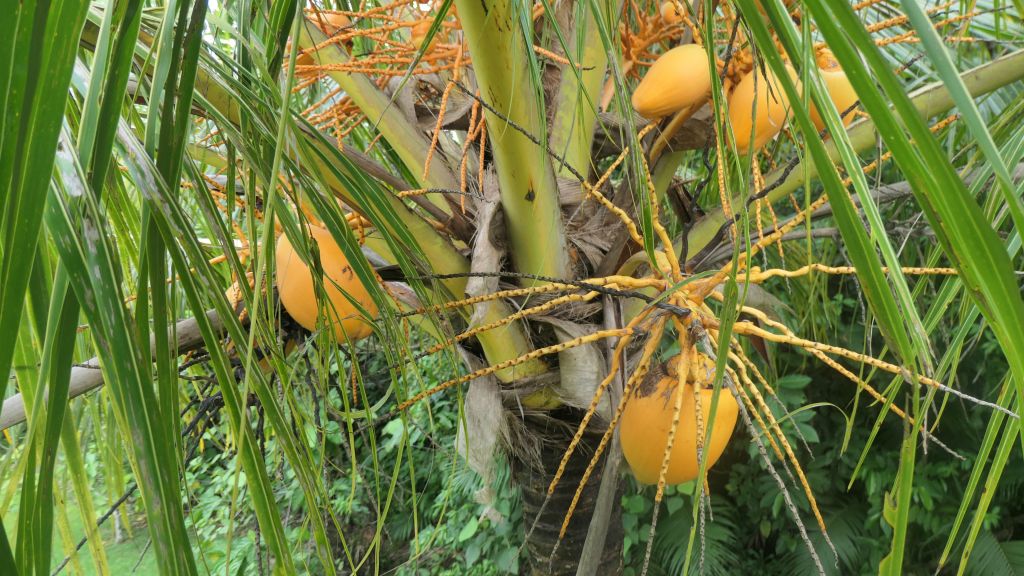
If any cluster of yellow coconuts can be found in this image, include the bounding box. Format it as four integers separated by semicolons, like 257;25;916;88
631;43;858;152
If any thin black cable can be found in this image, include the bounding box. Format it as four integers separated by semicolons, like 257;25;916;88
450;81;588;184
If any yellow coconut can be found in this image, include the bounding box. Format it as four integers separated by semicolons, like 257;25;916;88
631;44;712;120
411;19;443;51
728;65;795;153
809;50;858;131
276;225;377;342
620;353;739;485
310;12;351;34
660;1;684;25
295;51;319;78
295;12;352;77
283;39;318;78
311;12;354;53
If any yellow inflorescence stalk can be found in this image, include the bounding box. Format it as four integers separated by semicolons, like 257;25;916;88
546;307;664;496
414;291;600;361
397;327;631;411
557;317;668;539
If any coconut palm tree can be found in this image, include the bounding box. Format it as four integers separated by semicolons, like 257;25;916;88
2;0;1024;574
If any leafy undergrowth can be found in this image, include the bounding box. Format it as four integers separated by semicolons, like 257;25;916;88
40;303;1024;575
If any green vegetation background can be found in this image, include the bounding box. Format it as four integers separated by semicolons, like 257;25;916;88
23;258;1024;576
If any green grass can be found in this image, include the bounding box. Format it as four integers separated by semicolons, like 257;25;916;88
4;501;156;575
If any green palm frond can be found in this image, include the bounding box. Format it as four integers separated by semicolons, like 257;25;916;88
965;531;1024;576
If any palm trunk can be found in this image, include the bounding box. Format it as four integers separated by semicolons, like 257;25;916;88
513;411;623;575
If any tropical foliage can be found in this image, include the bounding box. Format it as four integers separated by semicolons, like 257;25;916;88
2;0;1024;574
